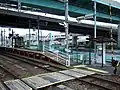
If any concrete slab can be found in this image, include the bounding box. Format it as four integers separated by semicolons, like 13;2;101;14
39;72;74;81
0;82;7;90
74;65;109;74
85;67;108;73
22;76;51;89
4;79;32;90
59;70;86;78
22;72;74;89
71;68;95;75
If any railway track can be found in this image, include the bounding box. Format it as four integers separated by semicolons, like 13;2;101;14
0;54;49;77
90;74;120;86
44;73;120;90
48;73;120;90
0;61;34;90
0;64;16;81
79;75;120;90
0;52;120;90
0;61;27;89
93;74;120;84
64;75;117;90
4;52;67;72
3;54;62;72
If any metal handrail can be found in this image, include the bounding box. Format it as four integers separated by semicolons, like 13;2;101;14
43;45;70;66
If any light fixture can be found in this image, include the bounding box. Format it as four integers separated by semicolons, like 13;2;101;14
59;22;67;27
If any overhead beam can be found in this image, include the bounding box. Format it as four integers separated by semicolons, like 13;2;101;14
92;0;120;9
9;0;120;21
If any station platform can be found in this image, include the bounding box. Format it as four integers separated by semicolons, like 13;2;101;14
87;64;120;75
0;47;68;66
2;68;96;90
74;63;120;75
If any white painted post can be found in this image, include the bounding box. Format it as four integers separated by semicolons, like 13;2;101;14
103;43;106;64
68;55;71;66
66;54;71;66
57;50;58;62
43;45;45;53
54;50;59;62
66;60;68;66
43;37;45;53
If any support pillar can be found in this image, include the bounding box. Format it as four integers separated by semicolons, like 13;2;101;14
29;20;31;48
65;0;69;53
12;30;14;47
94;0;97;63
1;30;3;46
18;0;21;12
37;16;40;50
118;24;120;48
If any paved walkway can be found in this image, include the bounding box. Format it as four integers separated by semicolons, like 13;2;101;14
87;63;120;75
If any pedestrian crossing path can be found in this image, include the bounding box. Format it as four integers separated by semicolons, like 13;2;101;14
2;68;96;90
0;82;7;90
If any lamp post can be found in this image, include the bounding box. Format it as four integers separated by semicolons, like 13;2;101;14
4;29;5;46
65;0;69;53
1;30;3;46
37;16;40;51
76;14;94;64
58;0;69;53
29;20;31;48
11;29;14;47
94;0;97;63
8;28;11;47
77;0;97;63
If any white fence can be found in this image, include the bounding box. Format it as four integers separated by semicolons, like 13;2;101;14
43;45;71;66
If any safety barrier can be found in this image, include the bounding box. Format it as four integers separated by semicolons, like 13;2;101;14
43;45;71;66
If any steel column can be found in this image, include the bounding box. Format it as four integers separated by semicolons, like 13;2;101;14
37;16;40;50
12;30;14;47
17;0;21;12
109;2;114;60
65;0;69;53
29;20;31;48
94;0;97;63
1;30;3;46
4;29;5;46
102;42;103;67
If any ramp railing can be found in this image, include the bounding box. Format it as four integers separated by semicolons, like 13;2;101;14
43;45;71;66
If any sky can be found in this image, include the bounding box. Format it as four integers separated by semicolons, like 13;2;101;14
0;27;63;37
114;0;120;2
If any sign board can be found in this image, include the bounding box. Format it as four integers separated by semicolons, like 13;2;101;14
96;43;106;64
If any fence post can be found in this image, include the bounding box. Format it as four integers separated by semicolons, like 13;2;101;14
68;55;71;66
66;60;68;66
57;50;58;61
81;54;84;65
43;45;45;53
66;54;70;66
